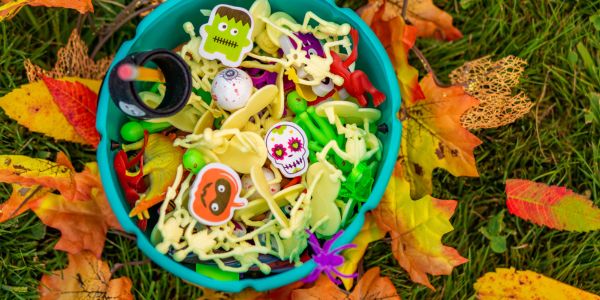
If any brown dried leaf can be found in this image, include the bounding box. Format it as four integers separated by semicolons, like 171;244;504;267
450;56;533;129
25;29;112;82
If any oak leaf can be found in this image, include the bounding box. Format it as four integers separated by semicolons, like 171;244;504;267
359;0;462;41
401;74;481;199
474;268;600;299
506;179;600;232
0;77;100;145
450;56;533;129
291;267;400;300
31;163;121;257
39;251;133;300
337;213;385;290
42;76;100;147
373;165;467;290
0;0;92;22
25;29;113;82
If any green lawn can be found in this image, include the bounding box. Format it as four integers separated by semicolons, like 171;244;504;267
1;0;599;299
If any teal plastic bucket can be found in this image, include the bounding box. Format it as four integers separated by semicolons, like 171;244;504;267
97;0;401;292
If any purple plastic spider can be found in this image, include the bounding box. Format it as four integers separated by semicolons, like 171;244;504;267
303;229;357;284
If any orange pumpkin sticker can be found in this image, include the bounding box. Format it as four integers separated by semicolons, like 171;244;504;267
189;163;247;226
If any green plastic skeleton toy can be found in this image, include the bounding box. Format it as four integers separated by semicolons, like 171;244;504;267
199;4;254;67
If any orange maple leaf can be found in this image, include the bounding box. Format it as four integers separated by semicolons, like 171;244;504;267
42;76;100;147
31;163;121;257
0;184;49;222
359;0;462;41
291;267;401;300
401;74;482;199
39;251;133;300
373;165;467;290
360;5;425;105
0;0;93;22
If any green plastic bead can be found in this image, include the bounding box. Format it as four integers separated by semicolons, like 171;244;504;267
183;148;206;174
286;91;307;114
120;121;172;142
120;121;145;142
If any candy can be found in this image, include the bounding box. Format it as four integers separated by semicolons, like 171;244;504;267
212;68;254;111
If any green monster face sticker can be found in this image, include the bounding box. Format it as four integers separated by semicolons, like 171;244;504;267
199;4;254;67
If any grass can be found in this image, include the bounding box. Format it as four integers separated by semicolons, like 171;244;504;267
1;0;599;299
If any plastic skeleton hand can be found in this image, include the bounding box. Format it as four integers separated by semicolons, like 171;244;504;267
180;22;224;91
250;16;348;87
155;172;285;274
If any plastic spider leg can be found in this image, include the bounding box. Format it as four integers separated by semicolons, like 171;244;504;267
325;269;343;285
303;268;322;283
330;266;357;279
322;230;344;251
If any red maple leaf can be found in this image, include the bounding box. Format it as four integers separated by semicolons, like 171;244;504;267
42;76;100;147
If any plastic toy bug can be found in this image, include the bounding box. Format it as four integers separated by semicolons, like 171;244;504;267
329;29;386;107
303;230;356;284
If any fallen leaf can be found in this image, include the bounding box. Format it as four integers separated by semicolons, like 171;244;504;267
39;251;133;300
0;155;76;198
25;29;112;82
0;184;49;222
474;268;600;299
359;0;462;41
337;213;385;290
505;179;600;232
291;267;400;300
42;76;100;147
0;77;100;145
0;0;92;22
450;56;533;129
401;74;481;199
233;281;305;300
31;162;121;257
373;165;467;290
360;4;425;105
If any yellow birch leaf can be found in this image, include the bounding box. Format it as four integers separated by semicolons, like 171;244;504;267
0;77;100;145
474;268;600;299
337;213;385;290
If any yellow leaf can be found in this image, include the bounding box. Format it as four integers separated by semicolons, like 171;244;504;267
0;77;100;145
401;74;481;199
0;0;28;21
373;165;467;290
474;268;600;299
337;213;385;290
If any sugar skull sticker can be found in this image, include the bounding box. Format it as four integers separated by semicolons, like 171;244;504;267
199;4;254;67
189;163;248;226
265;122;309;178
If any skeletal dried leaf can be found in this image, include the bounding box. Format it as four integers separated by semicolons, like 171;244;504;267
450;56;533;129
25;29;112;81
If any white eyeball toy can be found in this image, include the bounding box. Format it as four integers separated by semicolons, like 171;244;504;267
211;68;253;111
